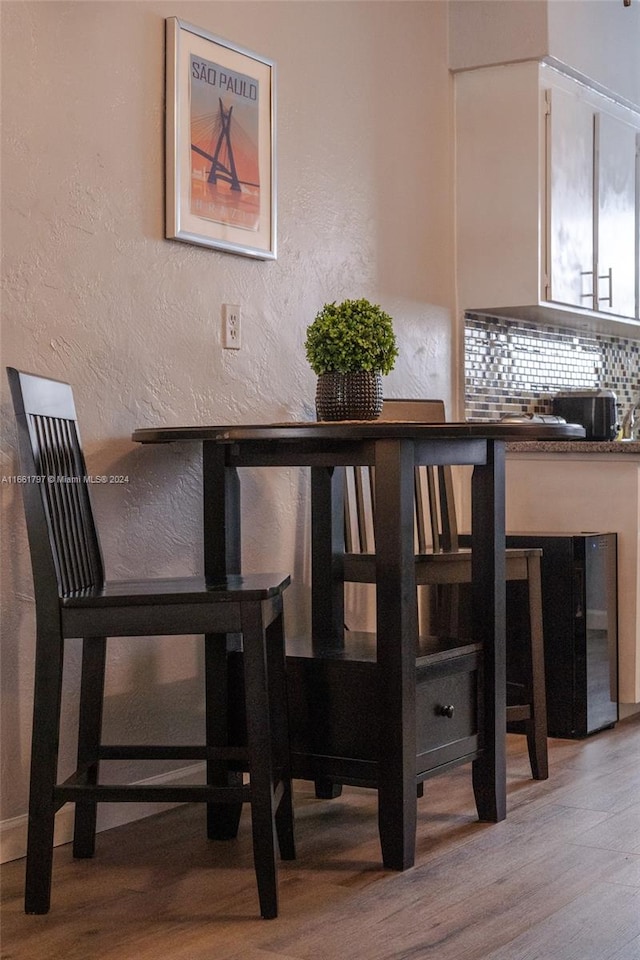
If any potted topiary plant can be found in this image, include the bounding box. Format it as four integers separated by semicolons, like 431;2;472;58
304;298;398;421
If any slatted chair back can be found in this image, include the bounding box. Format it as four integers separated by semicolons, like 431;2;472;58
344;398;459;555
7;368;104;600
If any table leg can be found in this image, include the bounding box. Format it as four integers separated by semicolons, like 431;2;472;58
470;440;507;823
310;465;347;798
202;442;243;839
373;439;417;870
203;443;240;580
311;465;345;644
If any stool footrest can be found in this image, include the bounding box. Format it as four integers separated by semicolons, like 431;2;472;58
55;783;251;804
98;744;247;762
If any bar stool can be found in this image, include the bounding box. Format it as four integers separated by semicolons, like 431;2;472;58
7;367;295;919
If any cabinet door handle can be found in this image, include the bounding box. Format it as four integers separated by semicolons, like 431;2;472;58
598;267;613;308
580;270;595;307
436;704;455;719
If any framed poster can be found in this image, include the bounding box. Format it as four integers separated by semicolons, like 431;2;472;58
165;18;276;259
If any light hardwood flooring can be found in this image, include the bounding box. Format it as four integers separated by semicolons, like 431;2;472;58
2;717;639;960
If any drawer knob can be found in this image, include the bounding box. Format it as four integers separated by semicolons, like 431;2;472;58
436;704;455;719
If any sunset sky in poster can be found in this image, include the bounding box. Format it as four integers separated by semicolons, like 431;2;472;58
190;53;260;230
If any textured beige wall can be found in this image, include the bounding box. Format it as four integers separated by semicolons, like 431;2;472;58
547;0;640;108
0;0;454;857
449;0;549;71
449;0;640;109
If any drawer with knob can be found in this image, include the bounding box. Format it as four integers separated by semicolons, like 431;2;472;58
416;646;482;776
285;634;483;785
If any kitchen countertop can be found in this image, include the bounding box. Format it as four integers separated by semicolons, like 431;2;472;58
506;440;640;454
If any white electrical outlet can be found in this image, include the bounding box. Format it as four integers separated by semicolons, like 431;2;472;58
222;303;241;349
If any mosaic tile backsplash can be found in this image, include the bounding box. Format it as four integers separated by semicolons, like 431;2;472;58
465;313;640;430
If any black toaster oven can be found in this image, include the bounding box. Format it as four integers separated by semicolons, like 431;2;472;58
552;390;617;440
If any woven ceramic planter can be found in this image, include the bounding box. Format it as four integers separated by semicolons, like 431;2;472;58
315;371;383;421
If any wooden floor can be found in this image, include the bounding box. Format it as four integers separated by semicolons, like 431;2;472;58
2;716;639;960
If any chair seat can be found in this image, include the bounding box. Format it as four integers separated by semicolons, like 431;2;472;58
61;573;291;607
60;573;292;641
344;548;541;586
345;546;540;563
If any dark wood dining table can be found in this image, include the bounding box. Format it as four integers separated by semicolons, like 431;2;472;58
132;419;585;870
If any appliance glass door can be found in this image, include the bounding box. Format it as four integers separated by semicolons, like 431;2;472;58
585;536;618;732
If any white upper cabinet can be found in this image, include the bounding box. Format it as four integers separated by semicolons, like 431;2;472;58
596;113;638;319
547;87;594;310
455;61;640;335
548;83;639;320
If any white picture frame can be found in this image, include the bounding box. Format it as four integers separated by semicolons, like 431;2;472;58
165;18;276;259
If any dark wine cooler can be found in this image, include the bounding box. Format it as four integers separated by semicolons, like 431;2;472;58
505;532;618;739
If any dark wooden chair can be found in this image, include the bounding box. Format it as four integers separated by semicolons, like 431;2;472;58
7;367;295;920
343;398;548;781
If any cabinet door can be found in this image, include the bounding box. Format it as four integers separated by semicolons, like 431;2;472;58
596;113;638;319
548;88;595;309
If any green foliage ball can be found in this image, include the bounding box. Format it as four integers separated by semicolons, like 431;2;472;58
304;298;398;376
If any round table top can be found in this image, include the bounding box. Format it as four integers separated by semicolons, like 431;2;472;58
132;419;587;444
